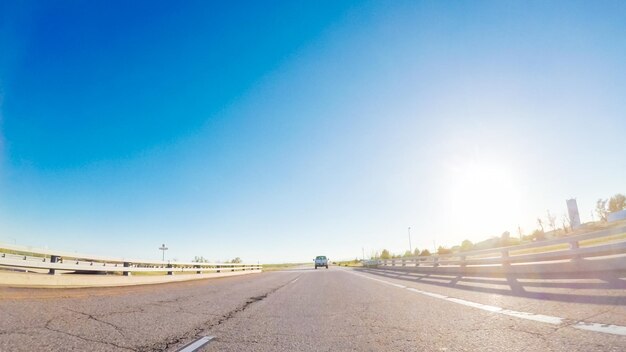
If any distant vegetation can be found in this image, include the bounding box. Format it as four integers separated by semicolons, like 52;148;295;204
596;193;626;221
336;258;362;267
371;192;626;259
191;256;243;263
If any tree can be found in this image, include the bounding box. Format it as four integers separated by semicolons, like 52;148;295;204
192;256;209;263
532;229;545;241
380;249;391;260
413;248;420;256
609;193;626;212
537;218;544;232
437;246;452;255
501;231;511;245
596;199;609;222
403;250;412;257
460;239;474;252
561;213;571;233
230;257;242;264
546;210;557;232
419;249;431;256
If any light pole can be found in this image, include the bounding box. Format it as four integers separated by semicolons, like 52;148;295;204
408;227;412;254
159;243;168;261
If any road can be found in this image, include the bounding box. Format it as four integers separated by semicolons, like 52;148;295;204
1;266;625;351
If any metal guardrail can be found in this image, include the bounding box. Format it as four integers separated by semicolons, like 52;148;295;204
0;243;262;276
365;225;626;275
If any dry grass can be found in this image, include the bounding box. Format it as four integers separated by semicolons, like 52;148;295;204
509;232;626;256
261;263;309;272
579;233;626;247
510;244;569;256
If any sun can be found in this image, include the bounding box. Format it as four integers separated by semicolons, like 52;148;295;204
443;160;523;240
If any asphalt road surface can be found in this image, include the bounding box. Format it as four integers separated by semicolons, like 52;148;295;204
1;266;625;351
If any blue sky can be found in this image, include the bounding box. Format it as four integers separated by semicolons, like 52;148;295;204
1;1;625;263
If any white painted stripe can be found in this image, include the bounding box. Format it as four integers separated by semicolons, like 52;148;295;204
348;270;626;336
406;287;448;299
446;297;503;313
177;336;214;352
574;322;626;336
291;278;299;283
500;309;563;325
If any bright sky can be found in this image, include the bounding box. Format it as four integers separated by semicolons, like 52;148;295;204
1;1;625;263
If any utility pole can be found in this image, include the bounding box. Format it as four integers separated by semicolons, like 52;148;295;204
408;227;412;254
159;243;168;261
362;247;365;261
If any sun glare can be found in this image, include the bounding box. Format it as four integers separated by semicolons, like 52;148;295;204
444;161;523;240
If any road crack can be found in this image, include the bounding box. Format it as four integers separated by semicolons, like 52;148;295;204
138;280;292;352
44;318;137;351
64;307;127;337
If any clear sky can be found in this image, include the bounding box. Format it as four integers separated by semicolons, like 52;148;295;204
1;1;625;263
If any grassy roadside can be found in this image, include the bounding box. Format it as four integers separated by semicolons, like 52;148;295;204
509;232;626;256
261;263;310;272
335;260;362;267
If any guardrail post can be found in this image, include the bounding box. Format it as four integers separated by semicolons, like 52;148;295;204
48;255;60;275
501;249;510;267
415;258;420;267
402;259;406;267
195;265;201;274
433;256;439;267
460;255;467;267
123;262;132;276
216;265;220;273
167;264;173;275
391;259;395;266
570;240;581;261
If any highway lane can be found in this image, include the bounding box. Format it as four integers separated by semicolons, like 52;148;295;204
1;266;625;351
0;270;301;351
202;267;626;351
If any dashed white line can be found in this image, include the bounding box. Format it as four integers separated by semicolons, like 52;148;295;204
349;271;626;336
176;336;214;352
574;322;626;335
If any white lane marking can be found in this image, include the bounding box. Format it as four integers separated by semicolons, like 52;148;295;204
500;309;563;325
406;287;448;299
446;297;504;314
574;322;626;335
177;336;214;352
291;278;299;283
348;271;626;336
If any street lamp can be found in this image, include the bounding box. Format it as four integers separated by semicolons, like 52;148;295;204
159;243;168;261
408;227;412;254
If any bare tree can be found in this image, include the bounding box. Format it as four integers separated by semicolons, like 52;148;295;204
561;213;571;233
537;218;544;232
596;199;608;222
546;210;557;232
